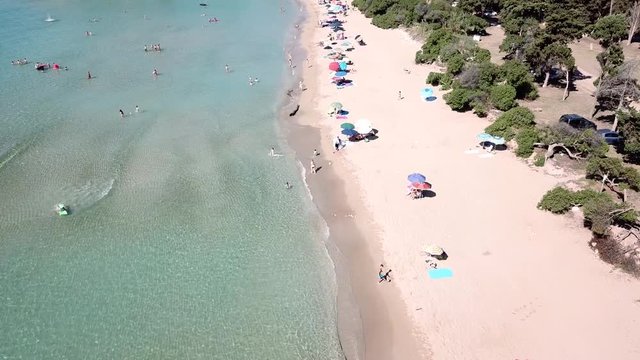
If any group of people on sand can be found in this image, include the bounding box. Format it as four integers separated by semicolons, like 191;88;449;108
144;44;162;52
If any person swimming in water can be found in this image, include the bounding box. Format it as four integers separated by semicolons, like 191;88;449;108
152;68;158;76
119;109;125;118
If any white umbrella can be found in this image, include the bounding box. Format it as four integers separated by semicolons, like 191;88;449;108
355;119;373;134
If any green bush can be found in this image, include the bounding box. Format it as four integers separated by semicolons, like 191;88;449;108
444;87;474;111
446;53;465;75
537;187;577;213
440;73;454;90
534;154;545;167
372;12;400;29
426;72;445;86
485;106;536;140
515;127;540;158
472;102;488;117
586;157;640;190
499;60;538;100
538;187;637;235
415;28;457;64
490;84;517;111
473;48;491;63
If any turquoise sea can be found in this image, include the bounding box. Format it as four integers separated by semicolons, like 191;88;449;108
0;0;344;358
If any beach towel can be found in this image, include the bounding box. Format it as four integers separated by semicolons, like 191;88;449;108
336;115;348;119
428;268;453;279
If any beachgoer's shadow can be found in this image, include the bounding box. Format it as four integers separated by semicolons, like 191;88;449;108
315;166;323;173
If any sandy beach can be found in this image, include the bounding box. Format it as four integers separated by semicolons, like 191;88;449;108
290;1;640;359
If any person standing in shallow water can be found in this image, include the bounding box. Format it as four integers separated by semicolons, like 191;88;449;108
119;109;125;118
87;71;92;79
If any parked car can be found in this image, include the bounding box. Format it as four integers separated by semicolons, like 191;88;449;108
597;129;623;145
559;114;597;131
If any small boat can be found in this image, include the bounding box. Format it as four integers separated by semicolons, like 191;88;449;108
54;203;70;216
45;14;56;22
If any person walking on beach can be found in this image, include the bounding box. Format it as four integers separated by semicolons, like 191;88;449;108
334;136;341;152
299;80;305;91
310;159;316;174
313;149;319;157
379;267;392;283
119;109;125;118
398;90;403;100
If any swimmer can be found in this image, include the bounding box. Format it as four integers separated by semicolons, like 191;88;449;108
269;147;275;157
135;105;140;113
152;68;158;76
119;109;125;118
87;71;92;79
249;76;254;86
254;77;260;83
144;45;148;52
224;64;230;73
285;182;292;189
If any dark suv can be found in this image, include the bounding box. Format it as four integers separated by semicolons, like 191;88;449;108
559;114;597;131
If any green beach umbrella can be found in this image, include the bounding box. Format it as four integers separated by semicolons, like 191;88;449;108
340;123;355;130
330;102;343;111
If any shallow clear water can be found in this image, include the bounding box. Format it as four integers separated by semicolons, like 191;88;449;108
0;1;343;358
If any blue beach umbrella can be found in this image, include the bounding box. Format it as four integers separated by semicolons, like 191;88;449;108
421;87;434;99
339;61;348;70
340;123;355;130
477;133;506;145
335;71;348;77
407;173;426;183
342;128;357;136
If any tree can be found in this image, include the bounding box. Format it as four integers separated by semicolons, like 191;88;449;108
628;1;640;45
500;1;545;59
535;124;608;160
561;52;576;101
586;157;640;197
617;108;640;163
593;61;640;125
499;60;538;99
592;15;628;48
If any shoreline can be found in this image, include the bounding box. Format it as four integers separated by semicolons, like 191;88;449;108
281;1;424;359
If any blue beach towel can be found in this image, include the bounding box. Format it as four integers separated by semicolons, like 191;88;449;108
428;268;453;279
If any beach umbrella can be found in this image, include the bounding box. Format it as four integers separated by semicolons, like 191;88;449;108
424;244;444;256
335;71;348;77
339;61;348;70
407;173;426;183
341;128;357;136
340;123;354;130
355;120;373;134
355;124;372;134
330;102;343;111
412;182;432;190
421;87;434;99
329;62;340;71
477;133;506;145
